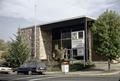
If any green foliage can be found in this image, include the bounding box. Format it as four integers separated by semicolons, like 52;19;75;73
4;34;30;68
0;39;7;51
92;10;120;60
47;63;61;71
47;62;95;72
70;62;95;72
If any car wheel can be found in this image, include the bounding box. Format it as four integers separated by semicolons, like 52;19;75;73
8;71;12;74
17;72;20;75
38;72;43;75
28;71;32;75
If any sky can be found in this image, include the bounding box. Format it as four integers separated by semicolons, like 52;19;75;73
0;0;120;41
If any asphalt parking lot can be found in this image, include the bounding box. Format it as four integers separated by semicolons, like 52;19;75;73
0;73;119;81
0;73;51;81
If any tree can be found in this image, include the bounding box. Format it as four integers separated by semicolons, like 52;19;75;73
0;39;8;63
92;10;120;71
4;32;30;67
0;39;7;51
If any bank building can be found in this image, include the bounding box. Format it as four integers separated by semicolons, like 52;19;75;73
20;16;106;63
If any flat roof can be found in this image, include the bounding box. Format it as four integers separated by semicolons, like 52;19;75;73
21;16;95;30
41;16;95;29
41;16;95;26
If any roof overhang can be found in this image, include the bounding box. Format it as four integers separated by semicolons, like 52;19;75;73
40;16;95;29
21;16;95;30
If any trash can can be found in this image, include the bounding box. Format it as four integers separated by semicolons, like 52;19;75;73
61;61;69;73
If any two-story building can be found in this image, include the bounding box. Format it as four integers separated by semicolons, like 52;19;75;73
20;16;105;62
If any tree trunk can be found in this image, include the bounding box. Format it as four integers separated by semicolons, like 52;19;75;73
108;59;111;71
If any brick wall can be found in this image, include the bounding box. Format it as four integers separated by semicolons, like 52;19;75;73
40;28;52;61
20;27;52;61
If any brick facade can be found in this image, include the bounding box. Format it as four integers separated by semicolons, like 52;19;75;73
21;17;110;62
20;26;52;61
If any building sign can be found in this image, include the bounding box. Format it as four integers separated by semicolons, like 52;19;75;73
72;32;78;40
72;40;84;48
77;48;84;56
71;31;84;48
71;31;85;56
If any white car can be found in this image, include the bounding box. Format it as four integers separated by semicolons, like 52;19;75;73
0;65;12;74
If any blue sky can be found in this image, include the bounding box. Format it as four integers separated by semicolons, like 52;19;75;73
0;0;120;41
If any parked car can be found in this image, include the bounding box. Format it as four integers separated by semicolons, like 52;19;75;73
0;65;12;74
17;61;46;75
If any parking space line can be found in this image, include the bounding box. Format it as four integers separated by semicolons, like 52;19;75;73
14;75;48;80
29;76;62;81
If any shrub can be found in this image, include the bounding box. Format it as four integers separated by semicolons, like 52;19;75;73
70;62;95;72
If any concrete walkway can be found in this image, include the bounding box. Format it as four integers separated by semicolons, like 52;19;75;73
46;62;120;76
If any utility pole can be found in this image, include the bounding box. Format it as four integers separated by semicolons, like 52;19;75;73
34;0;37;59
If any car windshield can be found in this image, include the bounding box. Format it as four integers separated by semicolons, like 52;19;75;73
20;63;30;67
20;61;46;68
0;64;6;67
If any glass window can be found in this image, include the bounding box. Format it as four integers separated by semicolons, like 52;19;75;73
67;50;71;59
72;32;78;40
73;49;77;58
61;29;71;39
52;40;61;50
52;30;61;40
62;32;71;39
78;31;83;39
72;49;84;60
62;39;71;49
63;49;71;59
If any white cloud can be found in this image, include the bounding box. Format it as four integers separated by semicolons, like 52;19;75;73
0;0;119;41
0;0;118;22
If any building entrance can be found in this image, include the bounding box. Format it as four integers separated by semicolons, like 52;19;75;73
52;28;85;61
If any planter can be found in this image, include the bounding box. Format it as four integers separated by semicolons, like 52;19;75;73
61;60;69;73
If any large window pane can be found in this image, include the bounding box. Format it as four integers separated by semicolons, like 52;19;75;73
78;31;83;39
72;49;84;60
53;40;61;50
73;49;77;58
62;39;71;49
62;32;71;39
52;30;61;40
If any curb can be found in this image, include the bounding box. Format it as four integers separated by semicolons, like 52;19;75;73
45;72;62;74
45;71;120;76
67;71;120;76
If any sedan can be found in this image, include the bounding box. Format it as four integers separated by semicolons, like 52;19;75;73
17;61;46;75
0;65;12;74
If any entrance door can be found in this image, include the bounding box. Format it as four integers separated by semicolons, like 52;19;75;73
64;48;84;60
71;48;85;60
64;49;71;59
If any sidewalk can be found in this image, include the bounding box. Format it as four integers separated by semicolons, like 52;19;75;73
45;62;120;76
